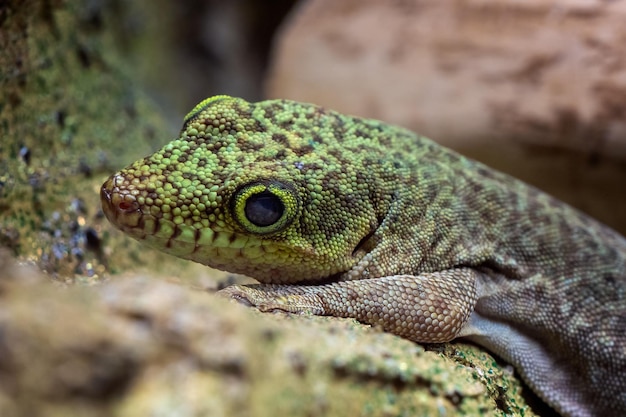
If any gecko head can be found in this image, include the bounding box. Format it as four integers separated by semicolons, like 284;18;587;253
101;95;401;283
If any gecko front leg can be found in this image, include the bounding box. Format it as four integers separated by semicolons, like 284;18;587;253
218;268;479;344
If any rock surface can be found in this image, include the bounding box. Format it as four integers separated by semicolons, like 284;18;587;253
0;251;535;417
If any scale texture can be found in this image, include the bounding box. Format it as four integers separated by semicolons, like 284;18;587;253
101;96;626;417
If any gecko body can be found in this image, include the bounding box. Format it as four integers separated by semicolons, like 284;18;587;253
101;96;626;417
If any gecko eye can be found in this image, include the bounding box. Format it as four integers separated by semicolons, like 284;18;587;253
232;181;298;234
245;191;284;227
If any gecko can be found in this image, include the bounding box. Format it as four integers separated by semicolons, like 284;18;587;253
100;95;626;417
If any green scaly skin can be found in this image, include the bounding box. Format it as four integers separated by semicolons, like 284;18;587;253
101;96;626;417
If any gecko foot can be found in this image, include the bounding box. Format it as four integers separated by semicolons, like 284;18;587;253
217;284;324;315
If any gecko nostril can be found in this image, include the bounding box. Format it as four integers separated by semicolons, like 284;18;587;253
118;200;140;213
100;180;140;214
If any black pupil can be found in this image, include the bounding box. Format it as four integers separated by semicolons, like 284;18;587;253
244;191;284;227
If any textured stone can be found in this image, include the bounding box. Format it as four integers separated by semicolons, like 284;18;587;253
0;250;535;417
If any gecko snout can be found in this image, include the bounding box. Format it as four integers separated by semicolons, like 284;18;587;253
100;175;142;231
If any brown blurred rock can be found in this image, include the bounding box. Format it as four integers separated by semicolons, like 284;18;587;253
0;251;537;417
267;0;626;233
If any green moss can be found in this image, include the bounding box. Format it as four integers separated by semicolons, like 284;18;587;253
0;0;210;282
